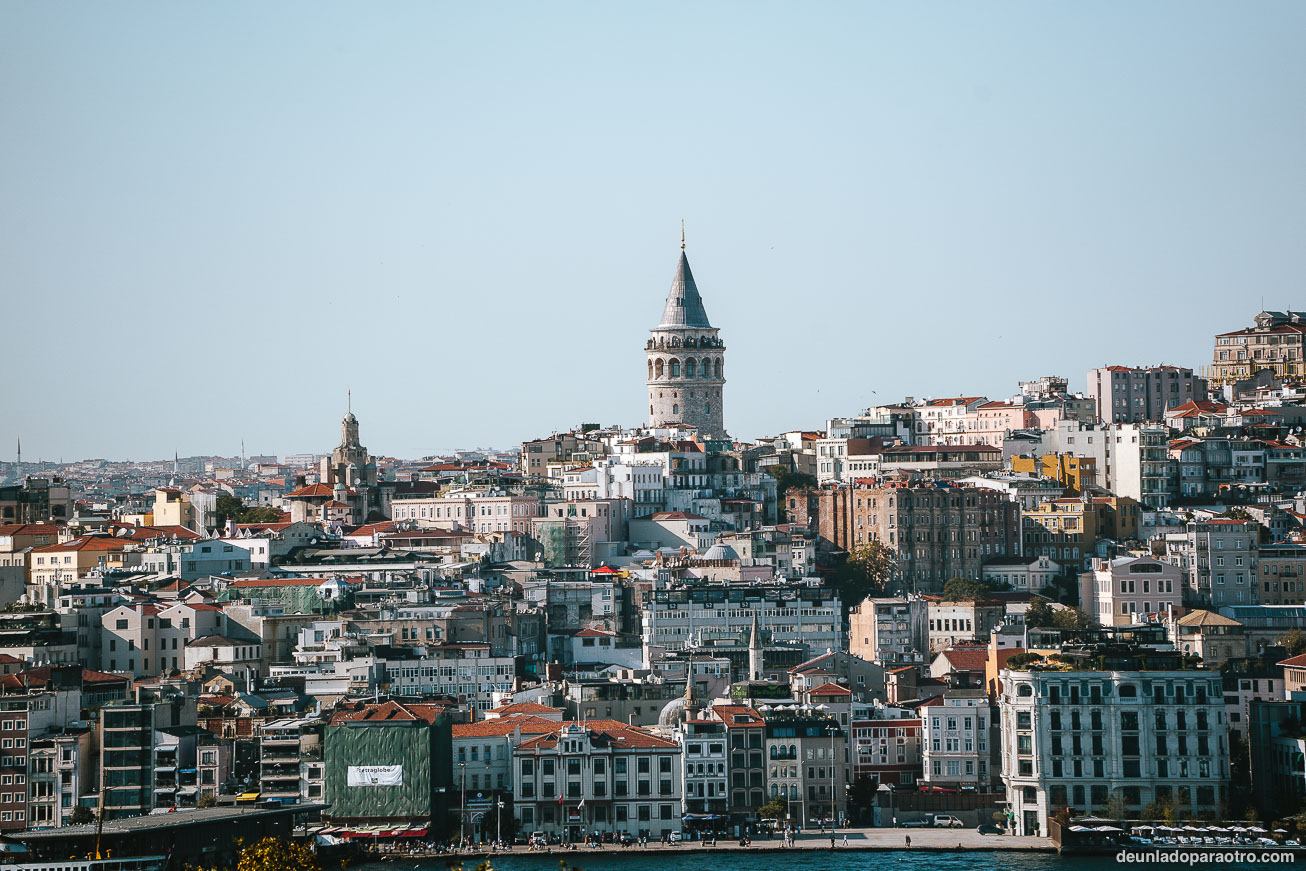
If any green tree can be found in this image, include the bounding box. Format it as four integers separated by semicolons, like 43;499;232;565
68;805;95;825
1025;599;1055;628
941;577;995;601
831;540;895;616
197;793;218;809
1221;507;1253;521
765;465;818;521
191;837;320;871
215;494;283;527
1051;607;1092;630
240;505;283;524
1281;629;1306;657
758;796;788;820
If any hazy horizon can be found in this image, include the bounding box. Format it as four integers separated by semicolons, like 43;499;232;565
4;2;1303;461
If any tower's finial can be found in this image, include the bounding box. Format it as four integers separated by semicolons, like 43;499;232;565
348;388;352;414
680;219;685;251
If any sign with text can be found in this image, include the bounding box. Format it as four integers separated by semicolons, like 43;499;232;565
347;765;403;787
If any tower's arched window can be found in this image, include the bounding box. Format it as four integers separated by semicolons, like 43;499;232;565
685;359;696;378
670;360;681;378
705;404;711;415
673;403;679;414
655;359;664;379
647;360;653;379
714;358;723;379
702;357;711;377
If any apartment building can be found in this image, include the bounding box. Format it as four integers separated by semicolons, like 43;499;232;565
1080;556;1183;627
1210;310;1306;386
259;717;324;805
800;482;1020;593
848;597;928;667
513;720;682;839
1086;365;1207;424
999;658;1228;837
1162;519;1259;607
920;689;994;789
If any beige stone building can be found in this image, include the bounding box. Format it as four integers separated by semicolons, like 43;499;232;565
1211;310;1306;386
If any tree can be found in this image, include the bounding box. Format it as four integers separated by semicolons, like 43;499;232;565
941;577;995;601
68;805;95;825
1025;599;1056;628
197;793;218;809
1051;607;1092;630
215;494;283;527
1281;629;1306;657
193;837;320;871
765;465;818;521
831;541;895;616
1221;507;1253;521
758;796;788;821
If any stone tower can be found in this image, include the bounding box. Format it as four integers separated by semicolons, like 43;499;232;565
646;246;726;438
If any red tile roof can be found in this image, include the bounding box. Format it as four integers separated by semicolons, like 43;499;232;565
489;702;563;715
288;484;335;499
809;682;852;697
452;715;559;738
517;721;678;751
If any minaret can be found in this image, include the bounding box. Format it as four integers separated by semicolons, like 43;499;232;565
645;227;726;437
748;609;764;681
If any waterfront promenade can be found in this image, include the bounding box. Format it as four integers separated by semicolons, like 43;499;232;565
366;827;1055;862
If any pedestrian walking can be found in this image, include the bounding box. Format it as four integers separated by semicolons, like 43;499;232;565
842;833;849;847
905;834;911;849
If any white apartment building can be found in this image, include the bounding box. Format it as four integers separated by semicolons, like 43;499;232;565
641;587;843;657
1080;556;1183;627
999;666;1229;837
921;690;994;788
390;489;540;534
982;556;1061;593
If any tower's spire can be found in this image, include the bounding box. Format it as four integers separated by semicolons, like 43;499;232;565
658;250;712;329
749;609;763;681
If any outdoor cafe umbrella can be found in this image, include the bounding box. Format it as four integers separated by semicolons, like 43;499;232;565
1249;827;1268;833
1096;826;1124;832
1275;829;1289;834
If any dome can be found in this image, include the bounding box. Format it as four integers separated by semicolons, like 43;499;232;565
657;696;687;728
701;543;739;561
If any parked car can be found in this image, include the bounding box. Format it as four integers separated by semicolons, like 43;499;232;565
529;831;547;847
977;824;1004;835
932;815;964;828
668;831;682;844
901;818;932;828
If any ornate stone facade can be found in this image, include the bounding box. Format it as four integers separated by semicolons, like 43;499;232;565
645;250;726;437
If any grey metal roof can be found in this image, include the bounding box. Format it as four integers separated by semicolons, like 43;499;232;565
16;803;326;840
657;252;712;329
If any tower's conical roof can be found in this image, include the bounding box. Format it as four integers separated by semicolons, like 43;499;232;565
657;252;712;329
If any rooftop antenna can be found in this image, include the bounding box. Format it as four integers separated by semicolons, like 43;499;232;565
680;219;685;250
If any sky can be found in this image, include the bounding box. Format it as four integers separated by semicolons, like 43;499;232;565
2;2;1303;462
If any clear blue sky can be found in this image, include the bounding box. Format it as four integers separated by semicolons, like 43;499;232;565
3;2;1302;461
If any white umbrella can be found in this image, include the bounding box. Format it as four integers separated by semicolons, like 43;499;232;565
1096;826;1124;832
1207;826;1228;833
1230;826;1248;832
1069;825;1091;832
1249;826;1268;834
1183;826;1203;832
1275;829;1289;834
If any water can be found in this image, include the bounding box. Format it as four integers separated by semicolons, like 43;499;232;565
357;852;1118;871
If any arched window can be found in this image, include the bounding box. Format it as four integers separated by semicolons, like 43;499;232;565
1017;684;1034;697
654;358;664;379
788;743;797;759
685;359;696;378
647;360;653;379
670;360;681;378
769;746;777;760
702;357;711;378
649;405;653;415
714;358;723;379
672;403;679;414
705;404;711;415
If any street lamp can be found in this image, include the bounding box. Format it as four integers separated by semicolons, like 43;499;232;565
828;722;837;849
458;763;467;850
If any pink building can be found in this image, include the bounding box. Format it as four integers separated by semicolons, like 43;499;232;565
970;402;1038;447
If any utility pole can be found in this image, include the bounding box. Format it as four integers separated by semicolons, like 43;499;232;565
459;763;466;849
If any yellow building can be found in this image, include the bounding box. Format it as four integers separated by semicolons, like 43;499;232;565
152;488;194;529
1210;310;1306;386
1022;498;1100;578
1010;453;1098;492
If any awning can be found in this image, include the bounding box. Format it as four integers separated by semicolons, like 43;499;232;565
237;792;261;801
683;814;723;821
